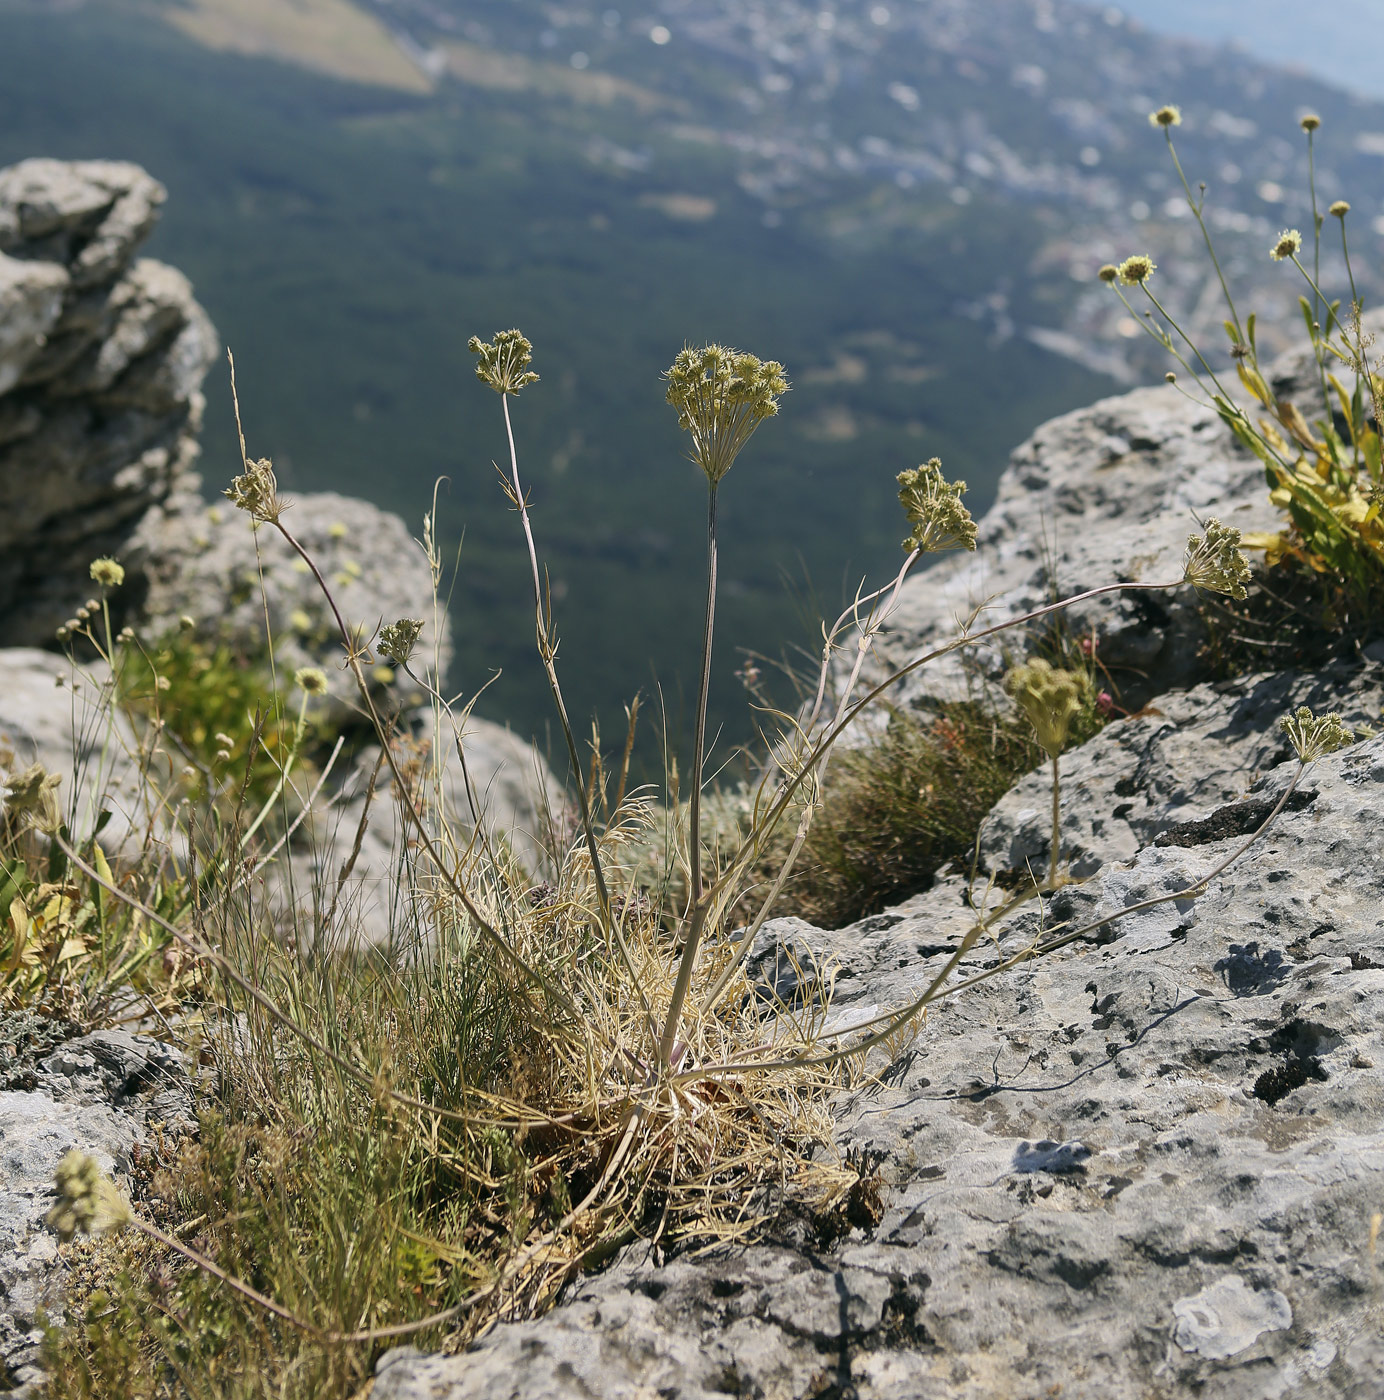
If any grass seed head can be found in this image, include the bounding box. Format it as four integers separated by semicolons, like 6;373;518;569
46;1151;132;1241
3;761;63;832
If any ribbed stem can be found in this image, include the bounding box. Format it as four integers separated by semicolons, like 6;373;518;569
659;483;718;1066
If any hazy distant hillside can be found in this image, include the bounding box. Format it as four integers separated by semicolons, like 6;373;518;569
1114;0;1384;99
4;0;1383;766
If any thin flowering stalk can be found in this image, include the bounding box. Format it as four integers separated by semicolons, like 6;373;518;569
1158;116;1247;349
697;546;923;1013
658;345;787;1068
222;364;575;1014
499;392;615;924
476;346;657;1040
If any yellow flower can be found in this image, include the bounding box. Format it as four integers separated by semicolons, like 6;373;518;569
1117;254;1155;286
1329;200;1350;219
89;557;125;589
1149;104;1182;128
1299;113;1321;133
1281;706;1352;762
1004;660;1087;759
1183;519;1251;599
294;666;329;696
1097;264;1119;284
1270;229;1302;262
897;458;977;555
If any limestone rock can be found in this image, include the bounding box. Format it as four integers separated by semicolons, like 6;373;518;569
375;673;1384;1399
858;348;1323;715
978;657;1384;879
0;1017;192;1395
0;647;157;853
0;158;217;646
136;489;451;726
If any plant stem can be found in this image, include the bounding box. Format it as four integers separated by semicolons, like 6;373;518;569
1166;131;1244;346
688;483;718;910
1049;751;1061;886
501;395;614;924
659;482;718;1066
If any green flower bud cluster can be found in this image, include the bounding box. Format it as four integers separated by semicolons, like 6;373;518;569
664;343;788;484
1281;706;1355;762
468;329;540;396
224;457;284;524
1004;659;1088;759
1183;518;1251;599
378;618;425;666
897;458;977;555
45;1151;133;1241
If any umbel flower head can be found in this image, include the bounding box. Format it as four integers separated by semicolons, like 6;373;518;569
1281;706;1354;762
378;617;424;666
1149;104;1182;128
89;557;124;590
664;344;788;485
1270;229;1303;262
224;456;284;525
46;1151;132;1241
1004;659;1088;759
294;666;329;696
897;458;977;554
1117;255;1156;286
1183;518;1251;599
468;329;540;395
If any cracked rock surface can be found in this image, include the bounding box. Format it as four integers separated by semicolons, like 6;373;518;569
0;1016;194;1396
375;672;1384;1399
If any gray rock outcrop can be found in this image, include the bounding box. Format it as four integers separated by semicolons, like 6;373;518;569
852;325;1358;716
0;159;217;643
0;1018;194;1396
371;336;1384;1398
0;157;556;899
373;663;1384;1400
